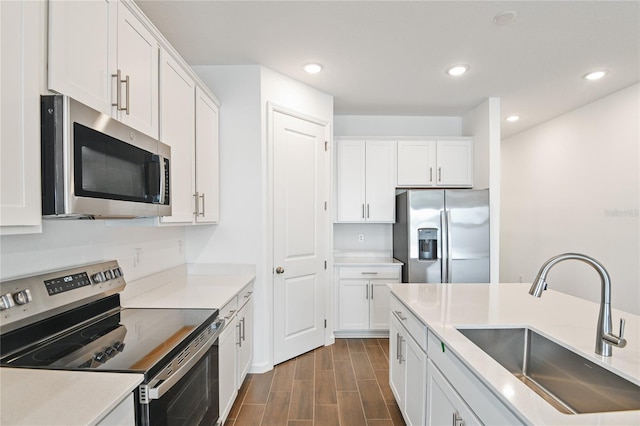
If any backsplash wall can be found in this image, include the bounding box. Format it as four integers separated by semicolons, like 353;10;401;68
0;221;186;282
333;223;393;255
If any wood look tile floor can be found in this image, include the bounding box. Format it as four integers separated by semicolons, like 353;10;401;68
224;338;405;426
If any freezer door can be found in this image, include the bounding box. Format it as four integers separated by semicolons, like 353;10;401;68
406;190;444;283
444;189;490;283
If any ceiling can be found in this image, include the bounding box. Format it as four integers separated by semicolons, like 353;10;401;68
135;1;640;138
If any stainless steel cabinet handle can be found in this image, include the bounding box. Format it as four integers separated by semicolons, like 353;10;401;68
398;335;404;364
362;204;365;219
112;69;124;111
236;321;242;347
240;317;246;342
394;310;407;321
438;166;442;182
396;332;401;360
370;284;374;300
365;285;369;300
193;192;200;216
452;412;465;426
224;309;236;320
429;167;433;182
366;204;370;218
361;272;378;275
124;74;130;115
275;266;285;274
199;193;205;217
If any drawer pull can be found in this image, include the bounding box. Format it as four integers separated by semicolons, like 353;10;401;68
361;272;378;275
394;310;407;321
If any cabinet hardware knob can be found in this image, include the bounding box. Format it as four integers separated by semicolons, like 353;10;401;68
275;266;285;274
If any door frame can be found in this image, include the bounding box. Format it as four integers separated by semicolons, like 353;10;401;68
266;102;334;367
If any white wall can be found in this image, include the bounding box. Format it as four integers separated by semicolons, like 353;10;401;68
0;220;185;281
333;223;392;254
501;84;639;314
188;65;333;371
462;98;501;282
334;115;462;137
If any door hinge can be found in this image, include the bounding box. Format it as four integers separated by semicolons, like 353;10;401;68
324;319;327;328
324;260;327;270
324;141;329;151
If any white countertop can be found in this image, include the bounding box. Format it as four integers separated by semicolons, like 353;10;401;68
389;283;640;425
334;256;403;266
0;368;142;426
120;264;256;309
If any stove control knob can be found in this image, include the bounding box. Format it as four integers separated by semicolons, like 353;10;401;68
103;269;113;281
0;293;15;310
104;347;116;357
114;342;125;352
91;272;105;284
13;289;32;305
112;267;123;278
94;352;108;363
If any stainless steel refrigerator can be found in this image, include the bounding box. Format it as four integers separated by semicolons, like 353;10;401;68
393;189;490;283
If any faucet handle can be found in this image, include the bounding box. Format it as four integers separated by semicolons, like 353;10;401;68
604;318;627;348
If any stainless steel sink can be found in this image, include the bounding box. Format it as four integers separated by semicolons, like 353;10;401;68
457;327;640;414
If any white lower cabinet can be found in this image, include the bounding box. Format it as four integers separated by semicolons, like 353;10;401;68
427;360;480;426
389;295;427;425
218;281;254;424
97;393;135;426
336;265;400;333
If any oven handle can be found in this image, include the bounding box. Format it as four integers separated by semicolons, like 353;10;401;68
141;318;224;403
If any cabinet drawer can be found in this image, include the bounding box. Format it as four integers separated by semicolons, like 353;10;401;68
339;267;400;280
220;297;238;322
389;294;426;351
238;281;254;309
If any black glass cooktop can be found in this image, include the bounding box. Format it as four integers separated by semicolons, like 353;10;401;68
2;307;217;374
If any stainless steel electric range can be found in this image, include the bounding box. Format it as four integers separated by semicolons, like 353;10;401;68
0;260;223;426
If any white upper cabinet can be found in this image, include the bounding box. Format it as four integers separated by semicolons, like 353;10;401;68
115;4;159;138
48;0;159;138
159;49;196;224
48;0;117;116
397;139;473;187
194;87;220;224
1;0;43;233
336;140;396;222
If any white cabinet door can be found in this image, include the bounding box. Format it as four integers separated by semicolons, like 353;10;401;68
159;49;196;224
338;279;369;330
218;318;238;423
116;4;159;138
370;281;392;330
96;393;135;426
194;87;220;223
364;140;396;222
436;140;473;187
404;334;427;425
427;360;481;426
336;140;366;222
48;0;117;115
0;0;42;232
397;140;437;187
236;297;253;386
389;314;406;407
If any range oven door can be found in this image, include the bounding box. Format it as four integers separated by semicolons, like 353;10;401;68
138;324;221;426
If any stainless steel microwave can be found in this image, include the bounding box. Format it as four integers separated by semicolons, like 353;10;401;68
41;95;171;218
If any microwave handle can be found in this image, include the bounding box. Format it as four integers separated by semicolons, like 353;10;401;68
141;319;224;403
159;156;168;205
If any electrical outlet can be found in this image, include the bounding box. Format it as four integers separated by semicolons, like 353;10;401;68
177;240;184;255
358;233;365;243
133;248;142;267
519;274;524;283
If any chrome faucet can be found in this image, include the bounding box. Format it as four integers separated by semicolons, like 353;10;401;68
529;253;627;357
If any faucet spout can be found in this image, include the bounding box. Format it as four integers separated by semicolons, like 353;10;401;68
529;253;627;357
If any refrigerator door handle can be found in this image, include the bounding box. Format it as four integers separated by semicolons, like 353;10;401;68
440;210;448;283
446;210;453;283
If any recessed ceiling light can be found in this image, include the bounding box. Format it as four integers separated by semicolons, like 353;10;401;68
446;65;469;77
494;11;517;25
583;70;607;81
303;63;323;74
505;115;520;122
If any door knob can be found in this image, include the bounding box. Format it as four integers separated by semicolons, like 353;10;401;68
275;266;285;274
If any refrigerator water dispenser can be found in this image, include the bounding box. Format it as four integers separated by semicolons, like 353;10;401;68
418;228;438;260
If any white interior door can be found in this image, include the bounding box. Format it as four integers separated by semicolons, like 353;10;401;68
272;110;328;365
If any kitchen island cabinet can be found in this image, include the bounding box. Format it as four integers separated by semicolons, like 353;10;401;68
388;283;640;425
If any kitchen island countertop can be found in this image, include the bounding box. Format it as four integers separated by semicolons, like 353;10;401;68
389;282;640;425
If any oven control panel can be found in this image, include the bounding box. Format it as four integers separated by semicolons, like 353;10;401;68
0;260;125;333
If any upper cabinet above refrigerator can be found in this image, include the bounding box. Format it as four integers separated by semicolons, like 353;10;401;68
397;139;473;188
